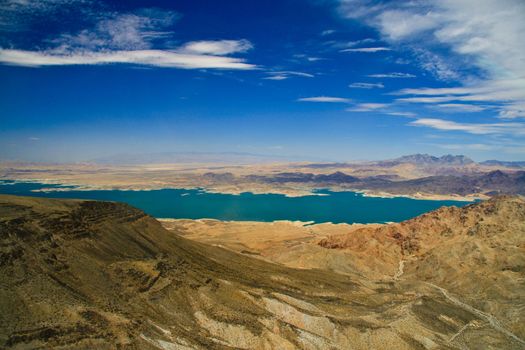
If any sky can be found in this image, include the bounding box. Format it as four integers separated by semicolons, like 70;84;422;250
0;0;524;162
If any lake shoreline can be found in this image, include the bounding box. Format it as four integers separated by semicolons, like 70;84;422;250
0;177;483;201
0;179;474;225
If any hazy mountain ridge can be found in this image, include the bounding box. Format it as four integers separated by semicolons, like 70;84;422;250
381;154;476;167
243;170;525;196
481;160;525;168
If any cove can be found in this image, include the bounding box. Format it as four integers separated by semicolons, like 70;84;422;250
0;180;474;224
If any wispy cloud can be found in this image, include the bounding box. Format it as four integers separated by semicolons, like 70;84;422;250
337;0;525;118
0;48;257;69
264;71;314;80
329;38;376;50
263;75;287;81
0;8;257;70
347;103;388;112
386;111;416;118
435;104;486;113
341;47;391;53
321;29;336;36
51;9;180;51
367;72;416;78
394;79;525;118
297;96;351;103
435;143;495;151
409;118;525;136
180;40;253;55
349;82;384;89
306;57;324;62
412;48;459;81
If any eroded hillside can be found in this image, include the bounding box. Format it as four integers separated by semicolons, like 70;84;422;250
1;195;524;349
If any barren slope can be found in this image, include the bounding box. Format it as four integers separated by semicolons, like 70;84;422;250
318;196;525;343
1;195;524;349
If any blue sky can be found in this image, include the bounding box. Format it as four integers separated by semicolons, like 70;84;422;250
1;0;524;162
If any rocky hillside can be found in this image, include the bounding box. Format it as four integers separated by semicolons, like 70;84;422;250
1;195;524;349
319;196;525;346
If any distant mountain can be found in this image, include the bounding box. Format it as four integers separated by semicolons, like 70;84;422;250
248;170;525;196
302;154;525;171
388;154;475;166
372;170;525;196
246;171;360;184
481;160;525;168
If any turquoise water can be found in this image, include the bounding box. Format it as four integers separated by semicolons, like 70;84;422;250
0;180;473;224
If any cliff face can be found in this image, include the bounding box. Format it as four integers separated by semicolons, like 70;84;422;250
1;194;524;349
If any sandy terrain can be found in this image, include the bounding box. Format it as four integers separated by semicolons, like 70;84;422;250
0;161;499;200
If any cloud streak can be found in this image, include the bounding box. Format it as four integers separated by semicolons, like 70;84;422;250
0;48;257;69
180;40;253;55
349;82;384;89
394;78;525;119
341;47;391;53
0;8;257;70
347;103;388;112
264;71;314;80
368;72;416;78
298;96;351;103
410;118;525;136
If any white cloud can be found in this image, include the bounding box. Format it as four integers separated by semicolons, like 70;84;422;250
349;82;384;89
263;71;314;81
386;111;416;118
435;104;486;112
297;96;351;103
274;71;314;78
0;49;257;69
263;75;288;80
321;29;336;36
376;10;440;41
409;118;525;135
436;143;495;151
51;9;180;51
338;0;525;118
180;39;253;55
394;78;525;118
341;47;391;53
499;102;525;119
368;72;416;78
412;48;459;81
347;103;388;112
330;38;376;50
0;8;256;70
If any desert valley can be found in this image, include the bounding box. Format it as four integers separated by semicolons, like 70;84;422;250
1;154;525;349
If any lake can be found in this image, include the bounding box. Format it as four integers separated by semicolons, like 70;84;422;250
0;180;473;224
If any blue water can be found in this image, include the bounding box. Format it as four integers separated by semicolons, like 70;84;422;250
0;180;473;224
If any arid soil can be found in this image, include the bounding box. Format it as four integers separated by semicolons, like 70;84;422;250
1;194;524;349
2;156;523;200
